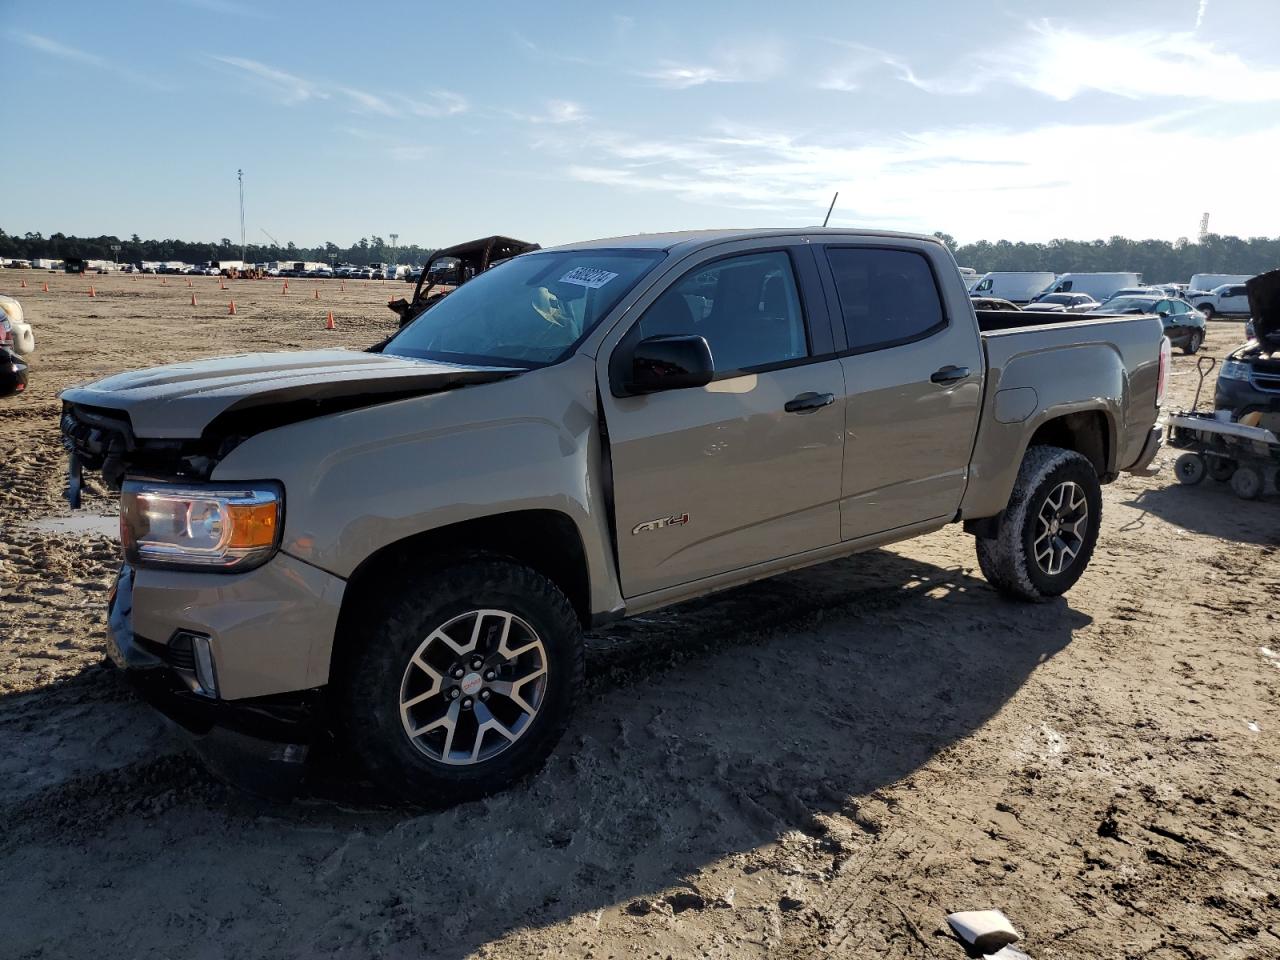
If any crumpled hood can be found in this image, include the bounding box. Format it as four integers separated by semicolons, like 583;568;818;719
60;349;519;438
1246;270;1280;346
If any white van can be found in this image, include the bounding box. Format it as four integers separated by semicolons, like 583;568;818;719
1039;273;1141;303
1189;273;1252;294
968;271;1057;304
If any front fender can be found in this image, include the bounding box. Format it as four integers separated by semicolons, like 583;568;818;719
211;355;622;615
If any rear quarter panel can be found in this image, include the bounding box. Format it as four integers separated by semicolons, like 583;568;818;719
961;315;1162;519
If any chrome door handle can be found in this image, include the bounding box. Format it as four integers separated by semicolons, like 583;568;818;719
930;365;970;385
784;392;835;413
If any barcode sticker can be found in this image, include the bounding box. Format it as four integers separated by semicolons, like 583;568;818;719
560;266;619;289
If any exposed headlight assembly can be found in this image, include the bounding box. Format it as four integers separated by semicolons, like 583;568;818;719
120;481;283;571
1218;359;1251;382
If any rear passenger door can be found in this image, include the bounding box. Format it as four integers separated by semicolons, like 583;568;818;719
815;242;984;541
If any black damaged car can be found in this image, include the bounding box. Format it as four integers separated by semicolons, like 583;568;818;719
1215;269;1280;425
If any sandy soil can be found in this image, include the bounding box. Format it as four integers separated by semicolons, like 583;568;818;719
0;270;1277;960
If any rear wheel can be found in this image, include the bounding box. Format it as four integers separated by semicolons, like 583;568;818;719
1230;465;1263;500
1174;452;1207;485
1183;330;1204;355
340;559;584;804
974;445;1102;602
1206;456;1236;482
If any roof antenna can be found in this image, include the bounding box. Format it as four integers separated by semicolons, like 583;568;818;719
822;191;839;228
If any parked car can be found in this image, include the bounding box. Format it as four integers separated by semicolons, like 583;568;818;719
1098;294;1206;353
0;295;35;355
1192;283;1252;320
1025;293;1099;313
967;271;1057;304
969;296;1022;311
1215;270;1280;426
1039;273;1141;303
61;227;1166;801
0;346;29;398
1189;273;1252;294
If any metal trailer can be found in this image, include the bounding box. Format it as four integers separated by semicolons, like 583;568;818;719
1167;356;1280;499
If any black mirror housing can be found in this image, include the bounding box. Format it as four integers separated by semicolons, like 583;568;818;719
625;335;714;394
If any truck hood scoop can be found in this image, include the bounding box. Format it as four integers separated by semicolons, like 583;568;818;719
61;349;520;438
1246;270;1280;347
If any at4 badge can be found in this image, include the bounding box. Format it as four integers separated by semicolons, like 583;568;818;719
632;513;690;535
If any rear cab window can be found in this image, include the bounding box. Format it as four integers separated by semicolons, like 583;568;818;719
823;247;948;353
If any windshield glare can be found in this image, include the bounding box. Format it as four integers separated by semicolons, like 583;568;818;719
385;249;664;367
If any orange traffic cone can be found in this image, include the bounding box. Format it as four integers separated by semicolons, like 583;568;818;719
220;280;227;290
187;278;192;287
20;279;26;288
340;280;345;292
88;286;96;298
228;301;237;315
314;288;320;300
325;311;335;330
191;293;198;306
42;281;49;292
281;282;288;294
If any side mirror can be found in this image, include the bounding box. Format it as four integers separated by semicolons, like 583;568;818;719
625;335;714;394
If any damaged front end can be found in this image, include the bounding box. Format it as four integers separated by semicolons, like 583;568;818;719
1215;270;1280;432
61;402;234;506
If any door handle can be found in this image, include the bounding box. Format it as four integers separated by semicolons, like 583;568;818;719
784;391;835;414
930;365;970;385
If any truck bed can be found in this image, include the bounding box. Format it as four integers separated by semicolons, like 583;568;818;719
975;309;1137;333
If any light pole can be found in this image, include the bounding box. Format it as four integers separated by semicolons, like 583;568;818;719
238;169;246;265
390;233;398;267
110;243;121;266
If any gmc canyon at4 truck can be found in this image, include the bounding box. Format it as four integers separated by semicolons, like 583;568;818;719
61;229;1167;801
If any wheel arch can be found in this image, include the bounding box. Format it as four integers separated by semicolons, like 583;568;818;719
335;509;594;643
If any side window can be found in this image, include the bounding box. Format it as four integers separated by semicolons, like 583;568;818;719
825;247;947;352
637;251;808;374
1059;280;1073;291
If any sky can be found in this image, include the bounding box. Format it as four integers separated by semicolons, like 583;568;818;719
2;0;1279;249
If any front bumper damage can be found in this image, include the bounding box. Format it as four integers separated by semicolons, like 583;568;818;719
107;558;345;797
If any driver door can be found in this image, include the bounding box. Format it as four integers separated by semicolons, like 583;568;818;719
597;243;846;599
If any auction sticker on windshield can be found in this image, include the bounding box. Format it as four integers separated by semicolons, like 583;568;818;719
560;266;619;289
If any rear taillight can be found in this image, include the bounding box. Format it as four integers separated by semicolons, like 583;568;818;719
1156;336;1172;407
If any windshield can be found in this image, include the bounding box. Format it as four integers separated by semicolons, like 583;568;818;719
385;249;664;367
1101;297;1157;313
1038;294;1074;304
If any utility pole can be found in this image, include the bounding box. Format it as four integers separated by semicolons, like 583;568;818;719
238;169;246;264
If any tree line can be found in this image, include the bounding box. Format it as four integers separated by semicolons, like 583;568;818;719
934;232;1280;281
0;230;438;267
4;227;1279;280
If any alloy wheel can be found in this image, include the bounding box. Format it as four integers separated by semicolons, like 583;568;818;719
1033;480;1089;576
399;609;548;765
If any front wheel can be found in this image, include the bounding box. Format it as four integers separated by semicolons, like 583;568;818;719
1174;452;1206;485
1199;304;1216;320
340;559;584;804
974;445;1102;602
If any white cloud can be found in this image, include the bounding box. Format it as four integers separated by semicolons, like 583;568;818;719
874;21;1280;102
13;30;165;87
1195;0;1210;30
212;55;322;104
210;55;468;119
640;42;785;88
553;116;1280;241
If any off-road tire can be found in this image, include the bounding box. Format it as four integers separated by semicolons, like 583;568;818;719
1230;465;1263;500
340;558;584;804
1175;452;1207;485
974;445;1102;602
1206;456;1236;482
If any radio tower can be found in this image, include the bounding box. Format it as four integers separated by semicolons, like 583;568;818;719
1198;212;1210;242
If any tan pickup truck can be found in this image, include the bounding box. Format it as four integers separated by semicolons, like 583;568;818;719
61;228;1167;800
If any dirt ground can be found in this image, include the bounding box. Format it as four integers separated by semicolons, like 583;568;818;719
1;270;1277;960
